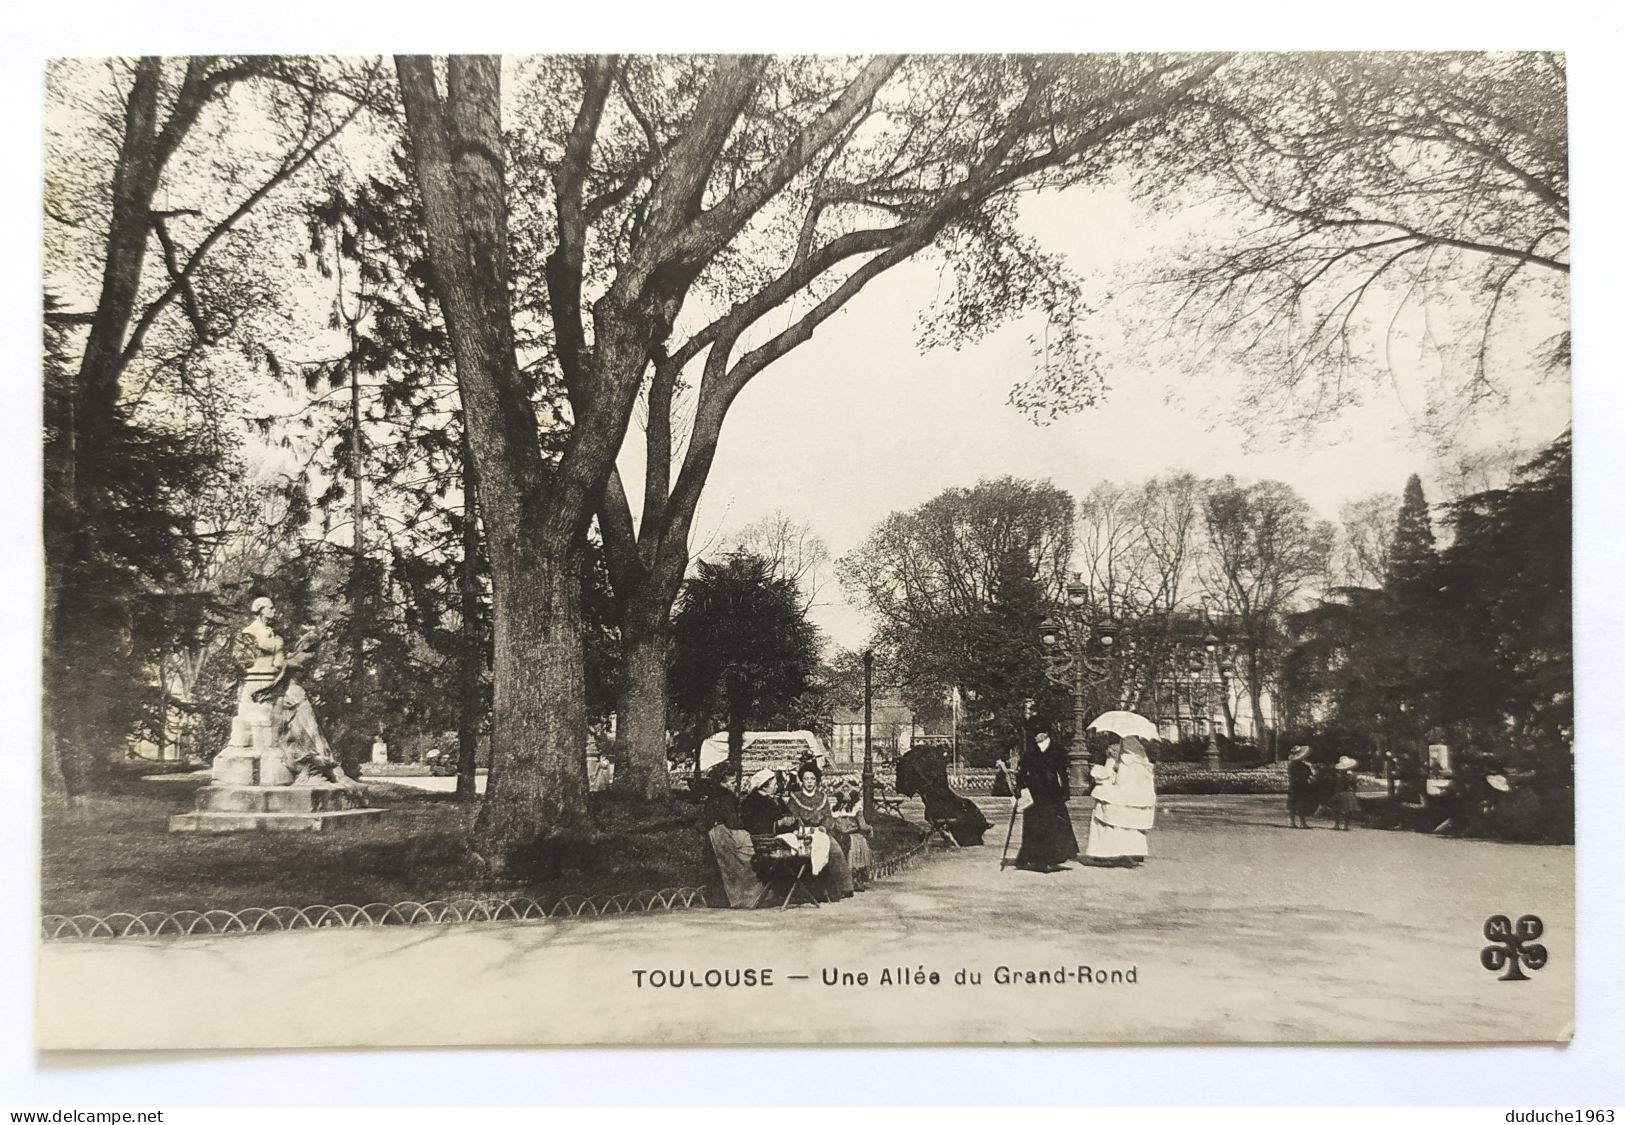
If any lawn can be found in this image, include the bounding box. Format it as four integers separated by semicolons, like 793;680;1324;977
40;773;924;917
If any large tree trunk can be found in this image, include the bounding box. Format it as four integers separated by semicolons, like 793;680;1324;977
45;59;166;799
612;549;688;799
398;56;594;866
619;621;673;799
473;544;590;865
455;430;483;802
403;54;891;851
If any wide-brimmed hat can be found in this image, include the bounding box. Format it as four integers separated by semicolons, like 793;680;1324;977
747;767;777;792
1287;745;1312;762
1334;756;1359;771
1485;773;1512;793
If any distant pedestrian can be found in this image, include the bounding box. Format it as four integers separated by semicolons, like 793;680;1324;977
1287;745;1315;829
1333;756;1361;830
991;758;1013;797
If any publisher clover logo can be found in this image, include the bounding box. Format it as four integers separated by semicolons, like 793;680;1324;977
1480;914;1547;981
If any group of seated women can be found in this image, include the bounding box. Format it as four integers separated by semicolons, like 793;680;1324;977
698;758;874;908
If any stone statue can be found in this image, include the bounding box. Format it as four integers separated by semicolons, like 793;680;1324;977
212;597;360;793
170;598;379;832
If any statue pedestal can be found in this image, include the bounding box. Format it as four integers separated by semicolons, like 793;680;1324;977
170;707;384;833
170;773;384;833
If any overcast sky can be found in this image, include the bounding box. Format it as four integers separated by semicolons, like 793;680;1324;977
630;180;1572;651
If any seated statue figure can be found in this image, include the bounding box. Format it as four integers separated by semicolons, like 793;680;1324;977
223;597;362;794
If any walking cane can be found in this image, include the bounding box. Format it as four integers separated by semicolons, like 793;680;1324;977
1000;707;1030;871
999;794;1020;871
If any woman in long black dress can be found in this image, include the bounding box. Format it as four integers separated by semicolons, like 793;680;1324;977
1013;722;1080;872
1286;744;1315;829
991;759;1014;798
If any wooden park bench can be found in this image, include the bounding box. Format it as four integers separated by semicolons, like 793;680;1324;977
870;779;907;817
750;833;821;910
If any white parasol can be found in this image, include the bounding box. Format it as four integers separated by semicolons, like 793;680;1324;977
1086;710;1161;741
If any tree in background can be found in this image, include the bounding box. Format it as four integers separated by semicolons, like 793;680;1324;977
963;544;1069;762
1284;436;1570;807
297;166;502;797
42;58;382;797
1334;493;1399;589
839;476;1074;734
1437;434;1571;759
1284;478;1440;769
668;553;821;781
1201;477;1335;758
1436;445;1530;505
721;511;831;612
43;292;217;793
1381;475;1448;749
1072;473;1204;727
1128;52;1568;444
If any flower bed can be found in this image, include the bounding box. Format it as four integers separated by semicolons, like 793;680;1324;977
1153;762;1289;794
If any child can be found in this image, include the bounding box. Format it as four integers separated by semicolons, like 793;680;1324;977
831;780;875;889
1333;756;1361;830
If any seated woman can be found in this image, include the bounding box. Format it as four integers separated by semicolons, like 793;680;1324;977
896;744;992;845
696;762;744;832
785;761;855;900
830;780;875;890
696;767;765;909
741;768;793;835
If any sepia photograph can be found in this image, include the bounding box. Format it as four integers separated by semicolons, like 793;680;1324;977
31;44;1582;1056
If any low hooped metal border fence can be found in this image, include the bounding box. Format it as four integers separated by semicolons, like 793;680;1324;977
869;833;937;880
42;820;955;941
41;886;712;942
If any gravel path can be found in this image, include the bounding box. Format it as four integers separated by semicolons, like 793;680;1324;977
37;795;1572;1049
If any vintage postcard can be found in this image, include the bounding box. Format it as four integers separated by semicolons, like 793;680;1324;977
37;51;1572;1049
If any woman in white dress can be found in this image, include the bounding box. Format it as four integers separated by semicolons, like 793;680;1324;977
1083;734;1157;866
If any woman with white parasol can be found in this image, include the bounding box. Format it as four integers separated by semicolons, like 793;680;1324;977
1082;710;1160;867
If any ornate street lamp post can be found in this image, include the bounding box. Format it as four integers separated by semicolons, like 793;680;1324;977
1039;574;1120;790
862;648;875;820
